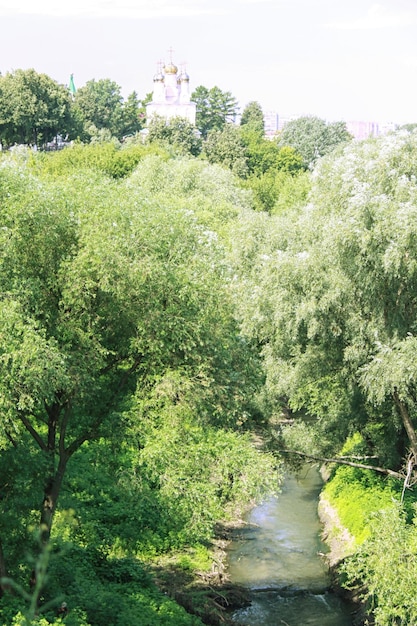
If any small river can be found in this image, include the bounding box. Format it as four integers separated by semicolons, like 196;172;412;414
227;465;354;625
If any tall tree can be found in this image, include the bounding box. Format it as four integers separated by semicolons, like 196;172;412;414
0;150;263;578
73;78;124;140
240;101;265;135
203;124;248;177
192;85;239;138
120;90;145;137
231;130;417;479
0;69;73;147
278;115;352;169
146;115;202;156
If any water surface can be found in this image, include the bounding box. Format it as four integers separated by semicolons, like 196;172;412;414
228;466;353;625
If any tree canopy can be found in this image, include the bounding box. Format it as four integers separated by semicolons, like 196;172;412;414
0;69;73;147
231;129;417;477
277;115;352;168
0;147;278;625
240;101;265;135
191;85;239;138
145;115;202;156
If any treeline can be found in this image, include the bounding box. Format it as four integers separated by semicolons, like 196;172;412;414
0;68;351;215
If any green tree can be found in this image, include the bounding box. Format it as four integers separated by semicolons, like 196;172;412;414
246;169;310;213
231;130;417;478
146;115;202;156
203;124;248;177
278;115;352;169
240;101;265;135
0;69;73;147
191;85;239;138
120;90;145;137
0;149;268;590
73;78;124;140
242;127;304;177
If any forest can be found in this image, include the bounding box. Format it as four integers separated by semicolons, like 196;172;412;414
1;68;417;626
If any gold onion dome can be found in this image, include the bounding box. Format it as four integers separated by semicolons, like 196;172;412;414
164;62;178;75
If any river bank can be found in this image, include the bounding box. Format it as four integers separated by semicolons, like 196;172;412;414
150;528;252;625
152;465;364;626
318;491;372;626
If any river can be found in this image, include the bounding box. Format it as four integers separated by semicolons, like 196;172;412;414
227;465;354;625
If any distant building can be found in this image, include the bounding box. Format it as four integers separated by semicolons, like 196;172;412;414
345;120;379;140
146;52;196;125
264;110;279;138
346;120;397;140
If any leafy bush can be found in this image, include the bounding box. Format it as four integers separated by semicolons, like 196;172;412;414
27;143;168;179
342;505;417;625
323;464;400;543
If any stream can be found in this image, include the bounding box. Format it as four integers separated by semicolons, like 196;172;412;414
227;465;354;625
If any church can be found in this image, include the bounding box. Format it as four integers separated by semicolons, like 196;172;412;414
146;52;196;125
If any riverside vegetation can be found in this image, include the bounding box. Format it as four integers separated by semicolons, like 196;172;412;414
1;117;417;626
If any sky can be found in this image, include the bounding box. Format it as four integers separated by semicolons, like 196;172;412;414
0;0;416;124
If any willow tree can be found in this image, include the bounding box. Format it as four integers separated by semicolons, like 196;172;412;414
231;129;417;481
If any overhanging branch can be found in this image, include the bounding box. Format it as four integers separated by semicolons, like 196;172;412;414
279;448;404;481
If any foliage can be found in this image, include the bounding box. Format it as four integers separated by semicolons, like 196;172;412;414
0;69;73;147
245;169;310;213
245;139;304;178
203;124;248;178
72;78;143;142
126;154;252;237
0;148;279;625
278;115;352;168
238;123;306;212
28;142;167;179
240;101;265;135
126;372;280;547
342;505;417;625
191;85;239;138
120;90;146;137
230;130;417;473
323;464;403;544
146;115;202;156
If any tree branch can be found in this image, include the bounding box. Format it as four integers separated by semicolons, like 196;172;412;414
18;413;47;451
279;449;404;480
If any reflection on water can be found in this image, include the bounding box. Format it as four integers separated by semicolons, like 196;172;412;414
228;466;353;625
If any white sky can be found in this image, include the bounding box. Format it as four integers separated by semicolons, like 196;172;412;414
0;0;416;124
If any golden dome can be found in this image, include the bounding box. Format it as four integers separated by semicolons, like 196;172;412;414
164;62;178;75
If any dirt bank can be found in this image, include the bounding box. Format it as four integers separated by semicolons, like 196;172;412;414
318;494;356;567
318;493;372;625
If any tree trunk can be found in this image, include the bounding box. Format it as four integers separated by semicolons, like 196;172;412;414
393;389;417;459
40;452;69;545
0;536;7;596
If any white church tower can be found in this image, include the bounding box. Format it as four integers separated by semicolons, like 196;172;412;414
146;50;196;125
